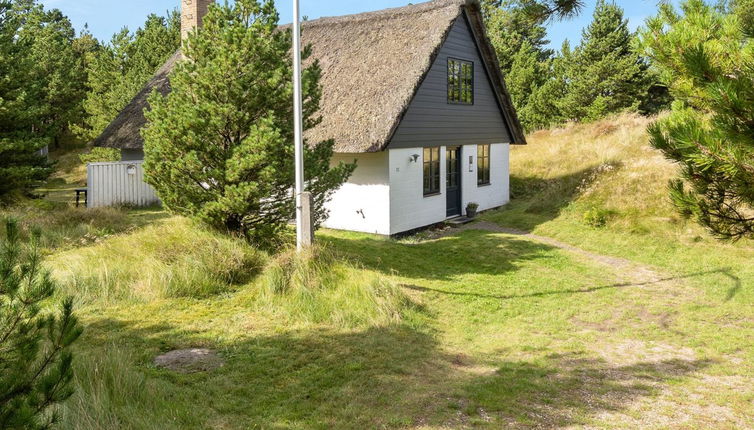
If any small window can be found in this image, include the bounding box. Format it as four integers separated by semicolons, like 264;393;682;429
448;58;474;104
477;144;490;185
423;147;441;196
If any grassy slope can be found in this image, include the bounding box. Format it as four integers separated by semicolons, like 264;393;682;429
8;118;752;428
484;113;754;359
59;225;634;429
55;219;753;429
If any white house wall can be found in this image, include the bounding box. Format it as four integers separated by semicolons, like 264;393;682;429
322;152;391;235
388;147;448;235
461;143;510;213
388;144;510;235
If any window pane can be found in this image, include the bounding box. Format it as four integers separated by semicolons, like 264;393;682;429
423;148;430;194
453;64;461;101
448;59;473;104
448;61;453;101
461;64;469;103
433;148;440;193
424;147;441;195
477;144;490;185
447;149;456;188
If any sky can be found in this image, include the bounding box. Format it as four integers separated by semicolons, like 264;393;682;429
47;0;677;50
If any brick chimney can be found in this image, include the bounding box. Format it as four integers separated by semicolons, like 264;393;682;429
181;0;213;40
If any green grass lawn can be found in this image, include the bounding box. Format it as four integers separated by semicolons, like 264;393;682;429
36;213;751;429
7;114;752;428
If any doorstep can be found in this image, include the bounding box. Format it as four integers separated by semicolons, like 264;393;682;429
445;216;475;227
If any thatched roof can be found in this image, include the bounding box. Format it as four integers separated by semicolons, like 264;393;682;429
94;0;526;153
93;51;182;150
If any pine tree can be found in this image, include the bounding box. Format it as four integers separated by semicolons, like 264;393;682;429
143;0;355;243
561;0;649;121
75;12;180;142
482;0;552;75
725;0;754;36
0;1;53;198
640;0;754;240
482;0;559;130
506;40;553;129
68;26;101;139
72;28;134;142
522;40;572;130
0;219;83;428
20;3;88;149
496;0;585;21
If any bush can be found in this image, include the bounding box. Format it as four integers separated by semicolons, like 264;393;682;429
0;219;83;429
583;207;613;228
254;246;408;328
78;147;120;164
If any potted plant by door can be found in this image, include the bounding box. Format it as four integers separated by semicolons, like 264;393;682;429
466;202;479;218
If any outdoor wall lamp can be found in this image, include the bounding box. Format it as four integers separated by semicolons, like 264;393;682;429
410;154;420;163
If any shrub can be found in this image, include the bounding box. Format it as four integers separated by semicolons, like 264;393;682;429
583;207;613;228
0;219;83;429
254;246;408;328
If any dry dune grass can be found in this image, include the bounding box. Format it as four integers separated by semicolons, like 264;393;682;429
510;113;682;232
48;217;265;303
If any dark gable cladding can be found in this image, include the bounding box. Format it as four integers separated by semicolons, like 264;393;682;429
388;11;512;149
93;0;526;153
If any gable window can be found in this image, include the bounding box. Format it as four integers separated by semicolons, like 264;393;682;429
477;144;490;185
448;58;474;104
423;147;441;196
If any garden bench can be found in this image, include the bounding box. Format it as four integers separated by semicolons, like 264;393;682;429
75;188;87;208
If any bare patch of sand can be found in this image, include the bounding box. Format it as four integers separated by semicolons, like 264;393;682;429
154;348;224;373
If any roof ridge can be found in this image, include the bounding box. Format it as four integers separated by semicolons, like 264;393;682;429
295;0;468;28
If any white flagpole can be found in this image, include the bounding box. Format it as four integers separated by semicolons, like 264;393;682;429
292;0;305;251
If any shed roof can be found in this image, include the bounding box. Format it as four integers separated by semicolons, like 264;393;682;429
94;0;526;152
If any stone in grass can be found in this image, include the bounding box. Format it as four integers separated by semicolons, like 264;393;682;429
154;348;224;373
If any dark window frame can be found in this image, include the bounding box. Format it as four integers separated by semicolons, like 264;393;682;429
447;58;474;105
477;144;491;186
423;147;441;196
